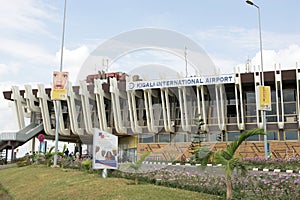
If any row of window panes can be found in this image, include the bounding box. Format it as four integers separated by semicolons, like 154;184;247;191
245;89;296;103
227;131;299;141
139;131;299;143
138;133;195;143
244;102;296;116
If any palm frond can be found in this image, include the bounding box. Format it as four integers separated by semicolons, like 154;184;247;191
226;128;265;157
48;146;55;154
130;151;150;171
195;147;214;168
214;151;228;165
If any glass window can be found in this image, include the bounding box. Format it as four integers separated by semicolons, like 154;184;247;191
284;103;296;115
267;131;278;140
283;89;296;102
266;116;277;122
159;134;171;143
227;98;236;105
227;105;237;116
285;131;298;140
174;133;186;142
209;132;221;142
227;132;240;141
271;90;277;102
279;130;284;141
245;92;256;104
267;103;276;115
139;134;155;143
246;105;256;116
245;117;257;123
247;134;259;141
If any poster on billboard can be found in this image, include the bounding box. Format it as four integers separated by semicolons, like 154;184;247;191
51;71;69;100
93;129;118;169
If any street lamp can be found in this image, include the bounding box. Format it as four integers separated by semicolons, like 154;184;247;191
246;0;268;159
54;0;67;166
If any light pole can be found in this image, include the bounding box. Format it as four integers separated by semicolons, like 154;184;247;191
246;0;268;159
54;0;67;166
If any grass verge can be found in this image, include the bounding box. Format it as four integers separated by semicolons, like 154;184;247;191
0;182;13;200
0;165;219;200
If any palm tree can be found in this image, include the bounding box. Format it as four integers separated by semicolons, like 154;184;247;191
196;128;265;200
45;146;55;166
129;151;150;185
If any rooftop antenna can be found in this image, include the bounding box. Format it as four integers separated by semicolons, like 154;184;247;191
246;57;251;73
102;58;109;73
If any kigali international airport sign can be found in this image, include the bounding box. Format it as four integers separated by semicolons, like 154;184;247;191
126;74;234;91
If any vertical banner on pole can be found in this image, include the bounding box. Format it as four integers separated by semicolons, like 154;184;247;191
51;71;69;100
258;86;271;111
93;129;118;169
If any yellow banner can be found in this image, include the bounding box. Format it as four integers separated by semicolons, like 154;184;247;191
259;86;271;111
51;88;67;100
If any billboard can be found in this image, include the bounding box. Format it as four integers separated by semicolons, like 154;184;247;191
51;71;69;100
93;129;118;169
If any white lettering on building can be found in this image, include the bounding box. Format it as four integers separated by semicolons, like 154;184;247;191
126;74;234;90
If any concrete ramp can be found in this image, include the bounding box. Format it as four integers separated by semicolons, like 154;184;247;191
0;123;44;151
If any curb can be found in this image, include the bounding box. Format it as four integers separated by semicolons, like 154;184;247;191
143;161;300;174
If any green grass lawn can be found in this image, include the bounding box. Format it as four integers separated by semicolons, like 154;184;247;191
0;165;218;200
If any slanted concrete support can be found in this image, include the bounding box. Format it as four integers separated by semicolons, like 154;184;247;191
24;85;40;113
94;79;111;133
143;89;159;133
37;84;55;135
178;87;191;132
160;88;174;133
110;78;127;134
127;90;142;134
79;81;93;135
66;82;84;135
11;86;25;129
53;100;70;136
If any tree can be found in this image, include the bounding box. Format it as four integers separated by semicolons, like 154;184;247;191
196;128;265;200
129;151;150;185
192;114;207;144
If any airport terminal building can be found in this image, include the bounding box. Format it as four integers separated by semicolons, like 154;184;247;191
1;67;300;162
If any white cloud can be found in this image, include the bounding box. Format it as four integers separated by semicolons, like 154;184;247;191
0;38;54;63
0;83;19;132
0;0;56;36
249;44;300;71
55;46;91;83
0;0;60;84
196;26;300;51
0;63;20;77
194;27;300;73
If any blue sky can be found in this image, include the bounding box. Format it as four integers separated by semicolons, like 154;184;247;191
1;0;300;131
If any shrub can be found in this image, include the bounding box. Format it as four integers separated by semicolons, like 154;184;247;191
81;159;92;171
